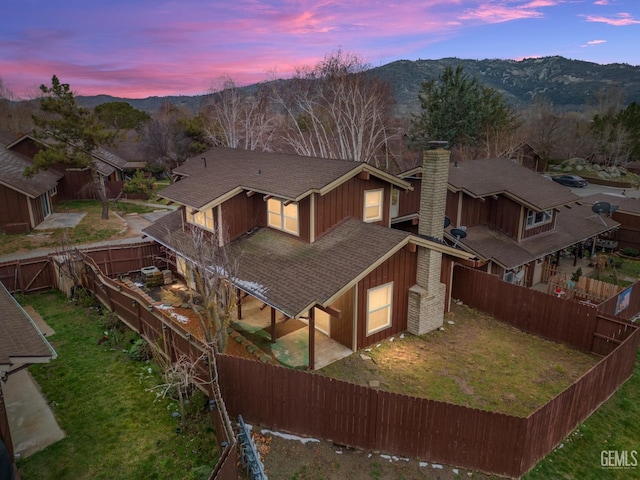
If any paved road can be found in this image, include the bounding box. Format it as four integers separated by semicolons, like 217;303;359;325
570;183;640;199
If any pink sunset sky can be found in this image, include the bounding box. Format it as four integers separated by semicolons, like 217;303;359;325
2;0;639;99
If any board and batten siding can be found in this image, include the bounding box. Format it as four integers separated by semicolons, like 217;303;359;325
356;245;417;349
315;176;390;239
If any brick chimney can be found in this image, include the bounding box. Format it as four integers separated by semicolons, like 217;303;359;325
407;144;449;335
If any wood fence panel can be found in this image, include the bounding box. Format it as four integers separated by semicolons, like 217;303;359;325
519;328;640;475
66;255;640;479
452;266;598;353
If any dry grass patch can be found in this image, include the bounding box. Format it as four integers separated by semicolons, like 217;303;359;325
0;200;136;255
320;303;598;417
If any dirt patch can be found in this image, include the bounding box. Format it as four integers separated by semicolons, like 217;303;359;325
254;427;491;480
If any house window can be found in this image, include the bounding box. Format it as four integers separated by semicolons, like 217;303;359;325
390;188;399;218
364;189;384;222
187;207;215;232
526;209;553;229
267;198;299;235
50;186;57;196
366;282;393;336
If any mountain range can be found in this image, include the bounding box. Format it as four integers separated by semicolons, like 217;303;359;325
77;56;640;117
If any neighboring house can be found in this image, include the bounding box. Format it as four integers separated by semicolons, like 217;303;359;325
142;147;472;368
0;282;56;467
499;141;546;172
580;193;640;251
395;157;619;287
5;134;146;200
0;143;62;234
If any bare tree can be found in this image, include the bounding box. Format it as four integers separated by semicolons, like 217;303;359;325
142;102;193;180
170;224;238;353
148;348;213;428
271;50;396;167
201;76;275;151
520;97;563;161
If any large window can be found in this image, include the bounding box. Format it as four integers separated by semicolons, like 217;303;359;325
364;189;384;222
187;207;215;232
526;209;553;229
268;198;299;235
366;282;393;335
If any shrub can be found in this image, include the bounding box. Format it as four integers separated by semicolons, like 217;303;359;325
122;170;155;198
129;337;153;361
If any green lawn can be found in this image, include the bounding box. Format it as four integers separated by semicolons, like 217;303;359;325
16;290;218;480
525;349;640;479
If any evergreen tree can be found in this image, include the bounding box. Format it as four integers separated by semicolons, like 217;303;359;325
28;75;116;219
408;65;518;157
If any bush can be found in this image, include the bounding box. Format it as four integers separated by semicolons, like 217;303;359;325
122;170;155;198
129;337;153;361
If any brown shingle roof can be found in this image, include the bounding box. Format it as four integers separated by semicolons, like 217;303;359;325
143;211;412;317
450;204;619;269
0;283;56;370
580;193;640;216
448;158;579;210
0;144;62;198
161;147;409;210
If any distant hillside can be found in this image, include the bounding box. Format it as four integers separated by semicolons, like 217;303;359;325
76;56;640;116
368;56;640;115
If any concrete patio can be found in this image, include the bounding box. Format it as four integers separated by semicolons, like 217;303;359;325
232;295;353;370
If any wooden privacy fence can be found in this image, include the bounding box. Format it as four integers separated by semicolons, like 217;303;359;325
547;274;623;304
211;266;639;479
216;328;640;479
10;249;639;478
451;265;638;356
0;241;163;294
80;254;237;480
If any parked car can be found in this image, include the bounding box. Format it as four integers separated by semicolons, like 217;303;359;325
552;175;588;187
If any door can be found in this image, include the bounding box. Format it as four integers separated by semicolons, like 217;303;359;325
41;192;52;218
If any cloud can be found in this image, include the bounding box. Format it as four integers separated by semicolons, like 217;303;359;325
458;1;558;24
584;12;640;26
581;39;607;47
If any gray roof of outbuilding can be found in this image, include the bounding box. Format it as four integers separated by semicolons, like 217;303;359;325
0;144;62;198
447;158;579;211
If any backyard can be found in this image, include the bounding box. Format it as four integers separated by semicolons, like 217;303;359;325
320;302;598;417
0;199;158;255
14;290;219;480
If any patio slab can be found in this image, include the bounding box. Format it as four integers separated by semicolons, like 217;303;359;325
33;213;86;230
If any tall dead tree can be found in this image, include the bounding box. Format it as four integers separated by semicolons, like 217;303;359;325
170;224;238;353
202;76;275;151
271;50;396;167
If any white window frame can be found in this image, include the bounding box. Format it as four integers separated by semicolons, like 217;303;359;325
267;198;299;236
366;282;393;336
363;189;384;223
187;207;215;232
526;209;553;229
50;186;57;196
